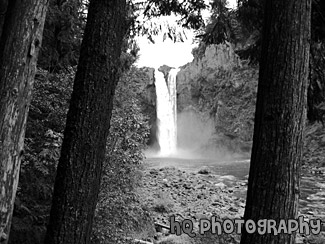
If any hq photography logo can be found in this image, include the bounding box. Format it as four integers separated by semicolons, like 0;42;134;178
169;216;323;237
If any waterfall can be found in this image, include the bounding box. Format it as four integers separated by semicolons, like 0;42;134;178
155;68;179;156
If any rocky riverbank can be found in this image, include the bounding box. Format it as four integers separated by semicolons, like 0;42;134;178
138;164;325;244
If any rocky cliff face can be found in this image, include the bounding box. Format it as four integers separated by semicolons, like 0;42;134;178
139;67;156;106
137;67;158;147
177;41;241;112
176;42;258;155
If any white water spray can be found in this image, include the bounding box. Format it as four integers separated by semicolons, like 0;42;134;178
155;68;179;156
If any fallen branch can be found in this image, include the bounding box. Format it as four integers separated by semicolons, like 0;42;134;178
154;222;170;230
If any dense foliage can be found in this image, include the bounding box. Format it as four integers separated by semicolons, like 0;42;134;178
11;64;152;243
38;0;87;71
141;0;207;29
92;67;153;243
10;68;73;244
20;69;71;206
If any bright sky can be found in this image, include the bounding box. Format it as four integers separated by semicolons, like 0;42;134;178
135;0;237;68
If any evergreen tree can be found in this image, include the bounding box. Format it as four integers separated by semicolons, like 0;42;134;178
44;0;128;243
240;0;311;243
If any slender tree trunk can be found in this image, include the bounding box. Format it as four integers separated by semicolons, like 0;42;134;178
0;1;49;243
44;1;128;243
240;0;311;244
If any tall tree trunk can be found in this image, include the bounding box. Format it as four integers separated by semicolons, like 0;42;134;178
240;0;311;244
0;1;49;243
44;0;128;243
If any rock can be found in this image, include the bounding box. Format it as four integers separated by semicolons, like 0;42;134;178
197;184;206;190
315;182;325;188
238;202;246;208
211;202;222;207
158;65;173;81
215;182;227;188
195;213;207;220
136;67;158;146
154;232;163;239
295;236;304;244
163;183;171;188
198;168;210;175
228;206;238;212
149;169;158;175
183;184;192;190
219;175;236;181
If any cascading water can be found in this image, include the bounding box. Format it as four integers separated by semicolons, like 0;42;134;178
155;68;179;156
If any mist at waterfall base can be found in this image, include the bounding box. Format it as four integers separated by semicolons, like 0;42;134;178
153;109;235;160
146;69;236;161
176;110;220;158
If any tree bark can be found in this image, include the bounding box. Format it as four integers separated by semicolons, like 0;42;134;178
240;0;311;244
44;1;128;243
0;1;49;243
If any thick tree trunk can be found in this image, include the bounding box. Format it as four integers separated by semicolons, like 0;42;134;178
44;1;128;243
240;0;311;244
0;1;48;243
